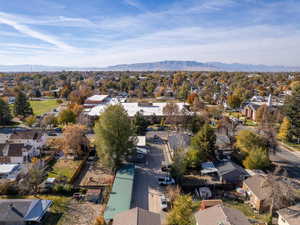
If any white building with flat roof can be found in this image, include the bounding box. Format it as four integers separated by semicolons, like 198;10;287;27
88;101;187;118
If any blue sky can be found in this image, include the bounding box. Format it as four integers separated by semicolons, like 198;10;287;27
0;0;300;66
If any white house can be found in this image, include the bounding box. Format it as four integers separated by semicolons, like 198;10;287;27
0;143;38;164
9;130;47;155
277;204;300;225
0;164;22;181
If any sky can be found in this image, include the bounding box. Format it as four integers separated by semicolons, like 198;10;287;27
0;0;300;67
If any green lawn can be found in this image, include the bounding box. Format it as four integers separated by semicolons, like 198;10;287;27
48;159;83;182
30;99;59;116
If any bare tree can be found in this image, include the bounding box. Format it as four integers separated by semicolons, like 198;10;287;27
63;124;89;159
261;166;297;219
163;102;180;130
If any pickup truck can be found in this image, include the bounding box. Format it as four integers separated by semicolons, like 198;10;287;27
158;176;175;186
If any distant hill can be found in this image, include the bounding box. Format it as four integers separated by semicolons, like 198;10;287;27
1;61;300;72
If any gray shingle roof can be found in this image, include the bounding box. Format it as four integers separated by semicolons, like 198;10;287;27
194;204;251;225
0;199;52;223
215;161;248;183
113;207;161;225
243;175;272;200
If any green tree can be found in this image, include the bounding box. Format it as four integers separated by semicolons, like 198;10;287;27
58;109;76;124
227;94;242;109
190;123;216;161
0;98;12;125
94;104;135;169
170;148;187;183
243;147;270;170
184;114;205;134
177;82;190;100
278;117;293;142
132;112;149;135
13;91;33;117
283;87;300;142
186;148;204;169
25;115;36;127
235;130;268;153
166;195;195;225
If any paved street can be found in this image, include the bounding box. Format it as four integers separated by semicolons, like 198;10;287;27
132;134;167;213
270;144;300;179
236;125;300;179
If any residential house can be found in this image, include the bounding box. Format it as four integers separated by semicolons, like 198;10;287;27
215;160;249;185
0;164;22;181
113;207;161;225
194;204;251;225
9;130;47;153
277;204;300;225
242;175;272;213
0;143;36;164
0;199;52;225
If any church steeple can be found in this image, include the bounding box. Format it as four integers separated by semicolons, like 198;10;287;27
267;94;272;107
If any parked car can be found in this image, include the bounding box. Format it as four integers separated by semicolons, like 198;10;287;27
160;195;169;211
54;127;62;133
47;132;57;136
73;193;84;200
158;176;175;186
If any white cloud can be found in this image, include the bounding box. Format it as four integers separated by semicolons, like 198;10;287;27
0;14;75;51
1;24;299;67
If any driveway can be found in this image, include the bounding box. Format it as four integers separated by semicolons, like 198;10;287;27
132;133;169;213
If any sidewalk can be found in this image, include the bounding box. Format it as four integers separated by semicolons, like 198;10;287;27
278;141;300;157
163;143;173;164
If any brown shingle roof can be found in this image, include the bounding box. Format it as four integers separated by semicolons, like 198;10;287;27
10;130;42;140
194;204;251;225
277;204;300;225
113;207;161;225
7;144;24;157
243;175;272;200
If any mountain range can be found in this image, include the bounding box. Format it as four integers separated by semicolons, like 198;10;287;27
1;61;300;72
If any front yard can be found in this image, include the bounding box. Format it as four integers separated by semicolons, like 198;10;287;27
48;159;83;183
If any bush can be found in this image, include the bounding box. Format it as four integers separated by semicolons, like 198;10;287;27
53;183;73;194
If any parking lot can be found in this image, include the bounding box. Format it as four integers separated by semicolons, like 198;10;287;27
132;132;171;214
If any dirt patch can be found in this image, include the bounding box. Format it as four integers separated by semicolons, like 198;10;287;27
59;200;101;225
80;162;114;187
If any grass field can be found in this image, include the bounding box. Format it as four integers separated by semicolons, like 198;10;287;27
30;99;59;116
48;159;83;182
